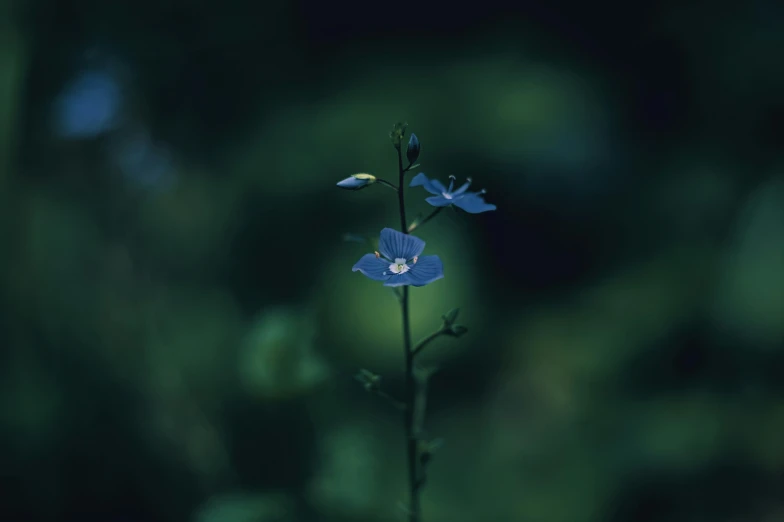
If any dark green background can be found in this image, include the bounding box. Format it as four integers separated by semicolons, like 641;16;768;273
1;0;782;520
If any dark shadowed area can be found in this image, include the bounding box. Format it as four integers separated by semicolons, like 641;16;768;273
1;0;782;520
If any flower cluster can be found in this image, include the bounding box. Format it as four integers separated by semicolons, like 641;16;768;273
334;123;496;522
339;132;496;287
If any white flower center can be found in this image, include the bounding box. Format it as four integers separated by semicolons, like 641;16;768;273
388;257;410;275
442;192;453;200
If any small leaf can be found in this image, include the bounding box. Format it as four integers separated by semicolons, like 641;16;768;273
354;368;381;392
407;163;421;170
441;308;460;326
414;364;440;381
445;325;468;338
407;214;424;232
342;233;367;244
389;287;403;301
427;437;445;452
417;442;431;464
419;437;445;465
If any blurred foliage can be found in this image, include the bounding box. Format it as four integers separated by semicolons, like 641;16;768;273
0;0;783;521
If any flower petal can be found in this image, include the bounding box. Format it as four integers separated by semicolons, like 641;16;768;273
451;178;472;197
383;274;413;287
337;176;369;190
428;178;448;193
378;228;425;260
352;254;392;282
410;173;446;195
409;172;431;189
406;255;444;287
425;195;454;207
453;193;497;213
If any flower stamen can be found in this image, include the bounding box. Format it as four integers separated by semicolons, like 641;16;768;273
375;251;380;258
412;256;418;264
389;257;410;275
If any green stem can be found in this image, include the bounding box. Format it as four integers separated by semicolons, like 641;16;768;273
375;389;406;411
376;178;399;192
412;327;449;356
408;207;443;233
397;144;421;522
397;151;407;233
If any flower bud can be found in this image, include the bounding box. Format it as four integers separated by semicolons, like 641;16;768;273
406;133;420;164
336;173;377;190
389;122;408;150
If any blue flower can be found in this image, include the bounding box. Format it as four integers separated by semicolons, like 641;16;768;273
410;173;496;213
352;228;444;287
337;173;377;190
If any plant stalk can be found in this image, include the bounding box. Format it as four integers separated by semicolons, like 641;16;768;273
397;144;420;521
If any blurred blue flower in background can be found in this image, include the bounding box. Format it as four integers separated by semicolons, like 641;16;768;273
410;173;497;213
54;70;121;138
352;228;444;287
109;131;176;190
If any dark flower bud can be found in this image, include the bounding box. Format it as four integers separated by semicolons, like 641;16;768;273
336;173;377;190
406;133;421;164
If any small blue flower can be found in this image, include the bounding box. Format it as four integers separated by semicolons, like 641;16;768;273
352;228;444;287
410;173;497;213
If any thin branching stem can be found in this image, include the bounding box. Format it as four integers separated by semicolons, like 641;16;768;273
375;390;406;411
376;178;399;191
412;327;449;357
397;143;421;522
